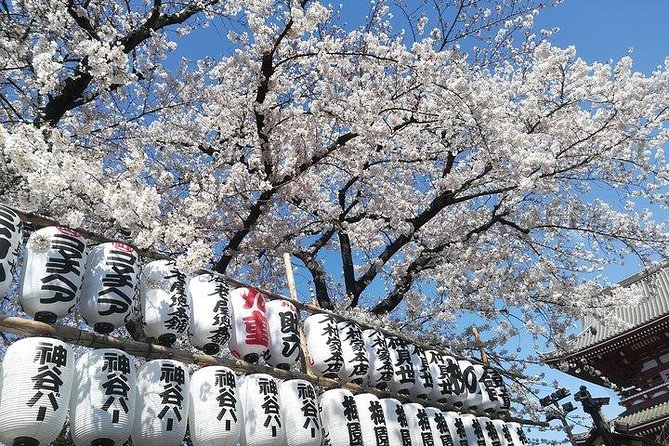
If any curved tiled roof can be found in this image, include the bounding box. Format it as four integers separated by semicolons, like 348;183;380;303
616;399;669;429
563;266;669;354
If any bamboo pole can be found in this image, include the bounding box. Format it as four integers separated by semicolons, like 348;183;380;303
283;253;313;377
471;326;489;367
6;205;526;381
0;315;548;428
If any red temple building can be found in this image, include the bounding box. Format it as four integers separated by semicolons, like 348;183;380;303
545;266;669;445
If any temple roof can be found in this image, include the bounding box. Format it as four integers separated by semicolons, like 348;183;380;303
551;264;669;357
616;399;669;431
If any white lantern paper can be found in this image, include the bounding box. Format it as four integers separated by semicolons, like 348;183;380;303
279;379;321;446
70;349;137;446
0;337;75;446
478;367;510;416
133;359;190;446
265;299;301;370
338;321;369;385
0;205;22;298
188;274;232;355
403;403;434;446
239;373;284;446
426;350;453;403
506;422;529;446
410;345;433;400
478;417;503;446
319;388;362;446
379;398;412;446
387;337;415;395
139;260;190;346
228;287;269;363
20;226;86;323
189;366;241;446
79;242;140;334
449;360;478;409
459;413;488;446
304;314;343;379
492;419;511;446
363;330;393;390
425;408;453;446
461;363;484;411
354;393;388;446
443;411;468;445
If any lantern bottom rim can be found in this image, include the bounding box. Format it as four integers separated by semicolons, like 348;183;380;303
94;322;115;334
202;343;220;355
34;311;57;324
12;436;39;446
158;333;177;347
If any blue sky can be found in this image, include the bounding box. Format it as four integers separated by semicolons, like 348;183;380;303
173;1;669;441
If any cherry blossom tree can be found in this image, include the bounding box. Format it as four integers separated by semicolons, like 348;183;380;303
2;0;669;431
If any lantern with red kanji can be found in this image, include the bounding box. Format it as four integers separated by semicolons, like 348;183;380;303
20;226;87;323
228;287;269;363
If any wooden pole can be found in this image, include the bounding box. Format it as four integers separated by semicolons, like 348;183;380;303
283;252;313;377
0;314;548;428
471;325;489;367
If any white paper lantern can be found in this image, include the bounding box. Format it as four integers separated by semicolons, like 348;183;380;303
239;373;284;446
79;242;140;334
506;422;529;446
265;299;301;370
426;350;452;403
189;366;241;446
133;359;190;446
477;417;504;446
303;314;343;379
20;226;87;323
338;322;369;385
449;360;479;409
478;367;510;416
279;379;321;446
386;337;415;395
354;393;388;446
319;388;363;446
458;413;489;446
461;363;484;412
379;398;412;446
228;287;269;363
425;408;453;446
492;419;511;446
403;403;434;446
442;411;468;445
363;330;393;390
0;337;75;446
188;274;232;355
410;345;433;400
70;349;137;446
0;205;22;298
139;260;190;346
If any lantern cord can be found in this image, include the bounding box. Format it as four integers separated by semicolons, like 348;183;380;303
0;314;548;428
6;205;525;380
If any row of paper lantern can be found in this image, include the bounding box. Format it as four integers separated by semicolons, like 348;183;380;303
0;337;528;446
0;208;509;414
